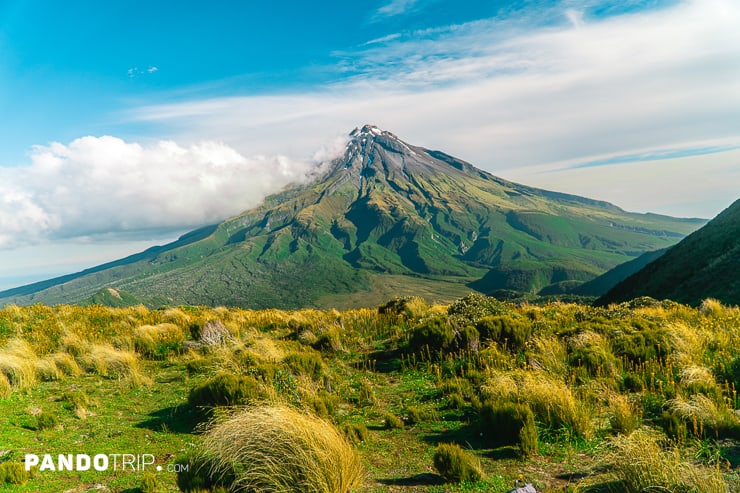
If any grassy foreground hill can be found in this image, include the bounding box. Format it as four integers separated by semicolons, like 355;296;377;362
1;296;739;492
601;198;740;306
0;126;702;309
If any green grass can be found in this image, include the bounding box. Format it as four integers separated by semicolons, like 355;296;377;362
0;297;738;491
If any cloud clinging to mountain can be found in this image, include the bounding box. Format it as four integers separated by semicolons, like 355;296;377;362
0;136;327;248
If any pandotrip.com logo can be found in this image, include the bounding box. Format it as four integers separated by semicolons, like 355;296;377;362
24;454;188;473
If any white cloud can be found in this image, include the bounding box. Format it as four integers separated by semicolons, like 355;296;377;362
0;136;337;249
128;0;740;218
374;0;422;19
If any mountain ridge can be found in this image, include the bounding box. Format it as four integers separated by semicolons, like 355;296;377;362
599;198;740;306
0;125;704;309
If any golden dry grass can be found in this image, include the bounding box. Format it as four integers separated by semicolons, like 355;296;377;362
609;428;727;493
201;405;364;493
0;339;38;392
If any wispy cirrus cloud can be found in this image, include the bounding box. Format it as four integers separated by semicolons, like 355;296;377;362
373;0;426;20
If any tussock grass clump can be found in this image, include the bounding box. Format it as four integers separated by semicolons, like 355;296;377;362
140;471;159;493
35;410;58;430
34;358;61;382
517;372;592;438
699;298;725;318
528;335;568;375
80;344;149;387
476;315;532;350
0;339;38;392
667;394;740;438
0;372;10;399
433;443;485;483
198;405;363;493
607;392;640;435
48;352;82;377
568;331;617;378
343;422;369;444
610;428;727;493
0;462;29;485
479;401;537;456
383;412;404;430
133;323;185;359
188;373;266;410
283;351;324;379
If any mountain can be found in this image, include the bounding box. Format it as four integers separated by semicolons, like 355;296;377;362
568;248;668;297
0;125;704;309
599;198;740;307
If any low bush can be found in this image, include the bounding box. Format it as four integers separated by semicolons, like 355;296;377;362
197;405;363;493
433;443;484;483
408;317;455;354
187;373;265;410
448;293;506;325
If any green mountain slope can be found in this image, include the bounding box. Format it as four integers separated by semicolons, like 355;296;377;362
570;248;668;296
0;125;704;309
599;198;740;306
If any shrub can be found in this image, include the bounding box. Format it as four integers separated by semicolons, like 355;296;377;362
197;405;363;493
0;462;29;485
476;315;532;350
479;401;537;456
188;373;265;410
408;317;454;354
383;412;404;430
448;293;506;325
305;390;337;419
378;296;428;319
36;410;58;430
610;428;727;493
433;443;484;483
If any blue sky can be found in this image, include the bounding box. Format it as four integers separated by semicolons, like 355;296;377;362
1;0;739;289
